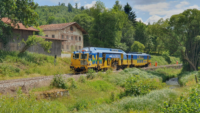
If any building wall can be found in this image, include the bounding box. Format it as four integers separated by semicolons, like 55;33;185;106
43;25;83;52
0;29;63;57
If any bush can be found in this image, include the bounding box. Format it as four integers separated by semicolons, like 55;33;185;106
67;78;77;89
78;75;86;83
50;75;68;89
160;85;200;112
123;75;165;96
87;69;95;79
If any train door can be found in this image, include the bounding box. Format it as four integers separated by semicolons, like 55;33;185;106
97;53;99;68
131;55;133;65
103;53;106;66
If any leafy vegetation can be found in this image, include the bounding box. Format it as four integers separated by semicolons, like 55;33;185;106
0;0;39;47
0;50;71;80
160;85;200;113
131;41;145;52
178;71;198;86
20;35;52;54
50;75;68;89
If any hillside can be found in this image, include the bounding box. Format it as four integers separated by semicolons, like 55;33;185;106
35;5;82;25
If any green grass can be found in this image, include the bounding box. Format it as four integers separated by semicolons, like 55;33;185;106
147;68;182;82
151;55;181;66
0;95;68;113
178;71;198;86
0;50;71;80
79;89;179;113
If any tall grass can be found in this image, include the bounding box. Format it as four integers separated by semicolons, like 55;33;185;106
79;89;179;113
0;95;67;113
0;50;71;80
178;71;198;86
151;55;181;66
147;68;182;82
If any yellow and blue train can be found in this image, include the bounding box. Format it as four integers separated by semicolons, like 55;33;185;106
70;47;151;73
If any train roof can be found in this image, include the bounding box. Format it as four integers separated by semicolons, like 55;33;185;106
75;47;126;54
73;47;150;56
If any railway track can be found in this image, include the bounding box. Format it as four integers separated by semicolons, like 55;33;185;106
0;64;182;95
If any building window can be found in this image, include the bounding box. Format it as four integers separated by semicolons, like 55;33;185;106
79;37;81;41
75;46;77;50
71;36;73;40
52;35;55;38
75;36;77;40
62;35;64;39
70;26;73;31
67;36;69;39
45;35;48;37
67;45;69;49
71;45;73;50
79;46;81;50
62;45;64;49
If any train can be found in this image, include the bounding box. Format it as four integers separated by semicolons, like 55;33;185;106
70;47;151;73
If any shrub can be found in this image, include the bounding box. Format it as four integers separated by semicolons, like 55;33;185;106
123;75;165;96
73;99;90;111
160;85;200;112
50;75;68;89
87;69;95;79
68;78;77;89
78;75;86;83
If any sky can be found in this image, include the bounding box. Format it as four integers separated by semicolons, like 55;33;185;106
34;0;200;24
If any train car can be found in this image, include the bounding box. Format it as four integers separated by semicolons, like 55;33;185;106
70;47;151;73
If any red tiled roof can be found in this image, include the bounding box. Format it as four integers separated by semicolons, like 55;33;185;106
1;18;39;32
39;22;87;34
35;35;67;41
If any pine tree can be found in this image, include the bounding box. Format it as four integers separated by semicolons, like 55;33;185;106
113;0;122;11
75;3;78;9
124;3;137;26
80;6;85;10
68;3;73;12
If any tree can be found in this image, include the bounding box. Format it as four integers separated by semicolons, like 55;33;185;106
135;21;147;45
113;0;122;11
68;3;73;12
61;3;65;6
75;3;78;9
47;16;56;24
59;2;60;6
131;41;145;52
20;35;52;54
124;3;137;26
148;9;200;71
73;13;94;46
81;6;85;10
0;0;39;47
124;3;132;14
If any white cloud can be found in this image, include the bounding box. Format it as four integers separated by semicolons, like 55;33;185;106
134;2;169;16
134;1;200;24
145;15;162;24
176;1;189;8
84;1;96;9
136;18;143;22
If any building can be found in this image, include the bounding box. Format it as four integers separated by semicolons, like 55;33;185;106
0;18;66;56
40;22;87;52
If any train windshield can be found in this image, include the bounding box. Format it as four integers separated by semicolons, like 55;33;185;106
73;54;79;59
81;54;87;59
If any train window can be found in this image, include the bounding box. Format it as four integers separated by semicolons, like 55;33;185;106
89;55;92;59
73;54;79;59
81;54;87;59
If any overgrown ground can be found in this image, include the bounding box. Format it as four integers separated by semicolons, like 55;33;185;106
0;50;71;80
2;67;194;113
